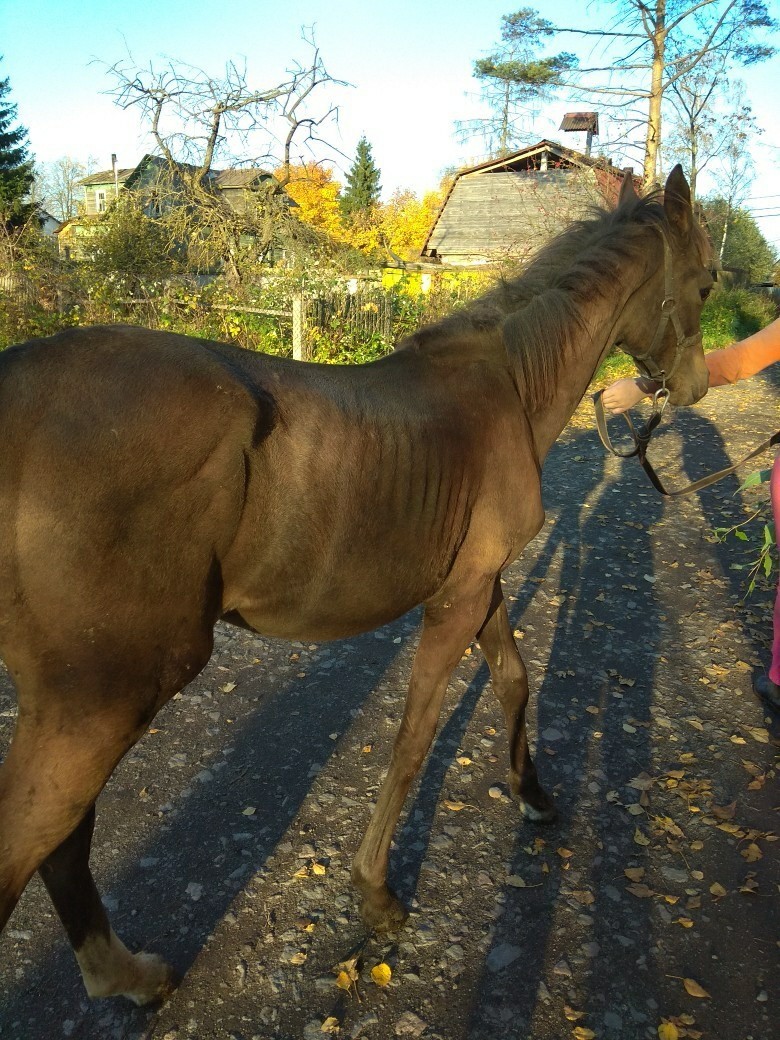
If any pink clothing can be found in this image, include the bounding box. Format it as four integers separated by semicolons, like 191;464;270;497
706;317;780;685
771;459;780;686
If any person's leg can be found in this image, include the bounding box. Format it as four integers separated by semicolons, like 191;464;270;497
755;453;780;711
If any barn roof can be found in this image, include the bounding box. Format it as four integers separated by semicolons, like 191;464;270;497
421;140;637;263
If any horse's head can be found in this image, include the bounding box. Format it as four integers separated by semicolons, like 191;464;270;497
614;166;712;407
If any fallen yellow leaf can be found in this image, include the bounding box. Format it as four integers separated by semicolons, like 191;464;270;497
321;1016;341;1034
744;726;769;743
443;799;467;812
335;971;353;991
563;1005;586;1021
311;862;326;876
573;1028;596;1040
658;1022;680;1040
624;867;645;882
571;890;595;905
741;843;763;862
683;977;710;998
370;962;392;987
627;883;655;898
709;882;727;899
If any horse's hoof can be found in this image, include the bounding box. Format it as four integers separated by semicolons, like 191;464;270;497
359;888;409;934
77;931;178;1006
122;952;178;1006
513;787;557;824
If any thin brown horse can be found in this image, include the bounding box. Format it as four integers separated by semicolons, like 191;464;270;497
0;168;712;1004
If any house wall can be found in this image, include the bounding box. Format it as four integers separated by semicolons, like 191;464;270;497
426;167;608;266
83;180;122;216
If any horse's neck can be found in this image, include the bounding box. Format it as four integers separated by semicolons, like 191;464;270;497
527;255;650;463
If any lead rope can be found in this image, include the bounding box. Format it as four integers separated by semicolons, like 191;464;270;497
593;389;780;497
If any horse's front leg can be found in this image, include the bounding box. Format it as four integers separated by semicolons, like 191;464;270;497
352;583;494;932
477;580;556;822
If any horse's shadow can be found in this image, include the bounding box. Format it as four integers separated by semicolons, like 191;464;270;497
459;395;778;1037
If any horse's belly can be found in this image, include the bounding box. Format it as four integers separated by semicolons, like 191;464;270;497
221;543;445;642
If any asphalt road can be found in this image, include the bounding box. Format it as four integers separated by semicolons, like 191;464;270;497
1;371;778;1040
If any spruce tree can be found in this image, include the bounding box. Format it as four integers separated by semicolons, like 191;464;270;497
0;64;35;230
340;136;381;218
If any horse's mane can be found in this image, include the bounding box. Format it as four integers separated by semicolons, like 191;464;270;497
402;192;710;411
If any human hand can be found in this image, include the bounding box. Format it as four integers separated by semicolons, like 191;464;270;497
601;377;651;414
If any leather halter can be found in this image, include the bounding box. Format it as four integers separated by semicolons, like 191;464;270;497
593;233;780;497
628;234;703;386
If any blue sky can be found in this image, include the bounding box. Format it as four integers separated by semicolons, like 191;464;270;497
2;0;778;247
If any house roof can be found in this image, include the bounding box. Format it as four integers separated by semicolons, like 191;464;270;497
81;155;274;193
421;140;638;259
214;168;272;188
78;168;135;186
559;112;599;133
454;139;613;178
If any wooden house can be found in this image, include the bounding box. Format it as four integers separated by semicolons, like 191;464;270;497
78;165;135;216
59;156;281;260
421;140;635;267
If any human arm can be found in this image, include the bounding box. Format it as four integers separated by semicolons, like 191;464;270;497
602;316;780;413
703;316;780;386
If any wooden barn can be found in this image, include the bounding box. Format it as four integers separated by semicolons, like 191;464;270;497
421;140;636;267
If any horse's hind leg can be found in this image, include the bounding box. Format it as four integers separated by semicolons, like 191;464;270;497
352;583;494;933
0;685;173;1003
477;581;556;822
39;807;174;1005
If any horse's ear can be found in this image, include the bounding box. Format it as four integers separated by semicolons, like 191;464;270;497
663;164;692;237
618;169;638;208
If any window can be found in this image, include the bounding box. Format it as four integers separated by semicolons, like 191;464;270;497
96;190;107;213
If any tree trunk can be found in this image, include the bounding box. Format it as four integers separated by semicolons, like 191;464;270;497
719;203;731;262
643;0;667;186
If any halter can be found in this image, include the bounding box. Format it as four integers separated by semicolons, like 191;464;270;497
593;235;780;496
593;230;702;469
628;233;703;389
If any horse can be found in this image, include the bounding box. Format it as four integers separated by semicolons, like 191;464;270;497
0;167;712;1005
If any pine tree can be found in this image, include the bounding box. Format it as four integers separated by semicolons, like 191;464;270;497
340;137;381;218
0;65;35;230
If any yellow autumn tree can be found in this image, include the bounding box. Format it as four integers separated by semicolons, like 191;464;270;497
340;207;384;258
380;189;443;261
278;163;344;239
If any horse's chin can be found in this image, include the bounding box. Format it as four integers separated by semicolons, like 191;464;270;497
668;380;708;407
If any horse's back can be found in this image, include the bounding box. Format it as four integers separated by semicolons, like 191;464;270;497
0;323;542;655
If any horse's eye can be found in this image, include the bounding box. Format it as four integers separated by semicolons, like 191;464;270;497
700;286;712;302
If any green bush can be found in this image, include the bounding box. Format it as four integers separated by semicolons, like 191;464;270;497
699;286;776;350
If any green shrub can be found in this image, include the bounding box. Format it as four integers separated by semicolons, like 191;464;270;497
699;286;776;350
